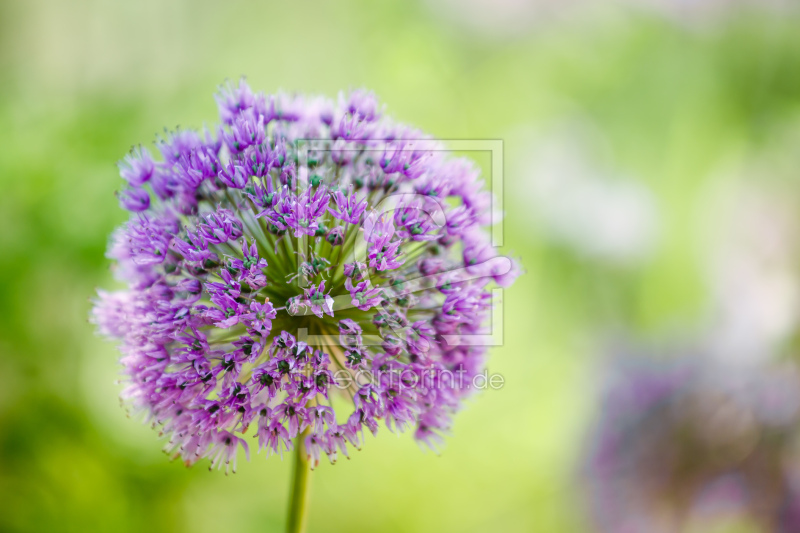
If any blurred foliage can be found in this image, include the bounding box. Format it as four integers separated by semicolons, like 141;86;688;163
1;1;800;532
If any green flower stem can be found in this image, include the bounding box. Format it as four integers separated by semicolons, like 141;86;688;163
287;428;312;533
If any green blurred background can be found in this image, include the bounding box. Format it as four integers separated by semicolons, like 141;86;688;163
2;1;800;531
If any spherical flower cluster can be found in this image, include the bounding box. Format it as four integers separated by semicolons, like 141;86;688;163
584;356;800;532
93;80;519;473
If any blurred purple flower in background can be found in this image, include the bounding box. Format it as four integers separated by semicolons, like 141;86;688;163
92;79;519;474
584;355;800;532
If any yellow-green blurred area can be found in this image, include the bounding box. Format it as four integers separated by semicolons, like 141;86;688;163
2;1;800;532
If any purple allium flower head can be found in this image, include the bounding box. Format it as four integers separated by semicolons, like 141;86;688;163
92;79;520;473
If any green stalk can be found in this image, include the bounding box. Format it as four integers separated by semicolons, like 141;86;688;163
286;429;312;533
